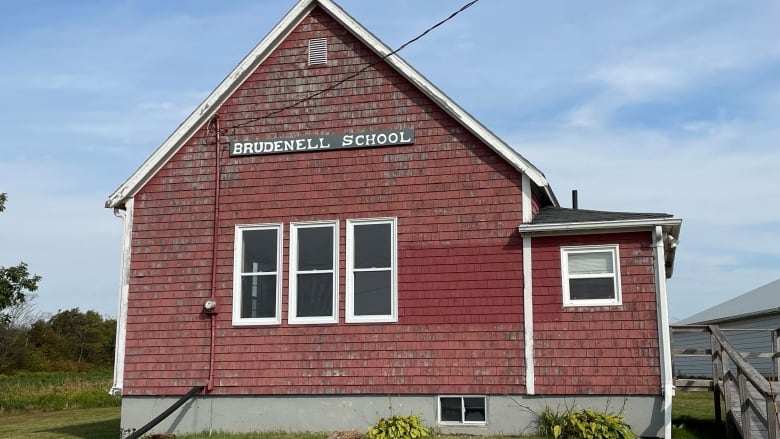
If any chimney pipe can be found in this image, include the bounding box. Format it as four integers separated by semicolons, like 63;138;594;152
572;190;578;210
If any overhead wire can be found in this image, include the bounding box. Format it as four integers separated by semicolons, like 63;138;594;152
229;0;481;131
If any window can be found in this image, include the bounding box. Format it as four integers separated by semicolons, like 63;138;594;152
561;245;621;306
438;396;486;425
346;218;397;323
232;224;282;325
289;221;338;324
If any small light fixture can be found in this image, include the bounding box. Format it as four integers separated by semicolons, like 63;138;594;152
203;300;217;313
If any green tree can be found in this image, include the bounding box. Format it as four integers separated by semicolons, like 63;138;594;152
48;308;116;369
0;192;42;322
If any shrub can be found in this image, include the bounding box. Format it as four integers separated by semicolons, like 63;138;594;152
537;405;637;439
367;414;429;439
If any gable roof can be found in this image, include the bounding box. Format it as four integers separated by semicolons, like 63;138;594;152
105;0;557;209
677;278;780;324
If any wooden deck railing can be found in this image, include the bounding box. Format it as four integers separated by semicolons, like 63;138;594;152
671;325;780;439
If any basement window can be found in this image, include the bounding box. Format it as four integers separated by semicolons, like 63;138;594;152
561;245;622;307
232;224;282;325
308;38;327;66
438;396;487;425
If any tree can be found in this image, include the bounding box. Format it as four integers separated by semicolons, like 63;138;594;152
0;192;42;322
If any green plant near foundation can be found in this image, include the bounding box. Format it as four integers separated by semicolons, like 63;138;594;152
368;414;430;439
537;406;637;439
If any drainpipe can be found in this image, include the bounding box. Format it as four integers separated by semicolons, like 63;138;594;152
653;225;674;438
521;174;535;394
111;198;134;396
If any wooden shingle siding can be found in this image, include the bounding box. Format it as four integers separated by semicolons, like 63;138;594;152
124;7;532;397
531;232;662;395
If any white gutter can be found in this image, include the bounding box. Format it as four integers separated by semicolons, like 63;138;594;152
110;198;133;396
521;175;535;394
517;217;681;235
653;225;674;438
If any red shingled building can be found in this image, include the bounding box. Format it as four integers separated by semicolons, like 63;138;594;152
106;0;681;437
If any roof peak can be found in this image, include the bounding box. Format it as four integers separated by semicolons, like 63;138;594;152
105;0;556;209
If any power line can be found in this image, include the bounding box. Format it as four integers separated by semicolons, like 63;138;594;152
230;0;481;131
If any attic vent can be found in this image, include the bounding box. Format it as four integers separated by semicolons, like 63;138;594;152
308;38;327;66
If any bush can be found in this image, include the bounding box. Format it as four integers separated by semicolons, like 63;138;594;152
367;414;429;439
537;405;637;439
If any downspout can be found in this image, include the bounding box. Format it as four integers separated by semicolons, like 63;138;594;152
206;115;222;392
111;198;134;396
653;225;673;438
521;174;535;394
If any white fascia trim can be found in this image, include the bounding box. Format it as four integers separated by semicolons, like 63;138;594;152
106;0;558;208
517;218;682;235
521;174;532;224
522;236;535;394
105;0;317;208
320;0;556;205
652;226;674;439
110;197;133;396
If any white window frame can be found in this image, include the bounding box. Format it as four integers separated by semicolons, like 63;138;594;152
289;220;339;324
437;395;487;425
346;217;398;323
561;244;622;307
232;224;283;326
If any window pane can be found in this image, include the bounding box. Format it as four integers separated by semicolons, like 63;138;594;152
243;229;277;272
354;223;391;268
440;397;462;422
297;273;333;317
568;251;613;275
463;397;486;422
298;227;333;270
569;277;615;300
354;271;391;316
240;275;276;318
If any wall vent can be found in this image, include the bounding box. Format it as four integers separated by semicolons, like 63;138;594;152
308;38;327;66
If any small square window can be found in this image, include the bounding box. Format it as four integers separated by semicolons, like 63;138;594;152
438;396;486;425
561;245;621;306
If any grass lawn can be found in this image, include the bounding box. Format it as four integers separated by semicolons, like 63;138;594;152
671;390;726;439
0;391;721;439
0;406;120;439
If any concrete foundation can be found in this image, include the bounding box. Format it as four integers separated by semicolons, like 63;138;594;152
120;394;665;438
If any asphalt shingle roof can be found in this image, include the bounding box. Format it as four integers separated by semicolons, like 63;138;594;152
531;207;673;225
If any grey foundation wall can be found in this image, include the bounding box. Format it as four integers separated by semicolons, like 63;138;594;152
120;394;665;438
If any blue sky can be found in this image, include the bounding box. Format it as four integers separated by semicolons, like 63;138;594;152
1;0;778;322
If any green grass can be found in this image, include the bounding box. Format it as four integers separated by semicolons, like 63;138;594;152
671;390;726;439
0;406;120;439
0;370;120;414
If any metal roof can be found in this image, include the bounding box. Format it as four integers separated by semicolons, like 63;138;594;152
676;278;780;324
